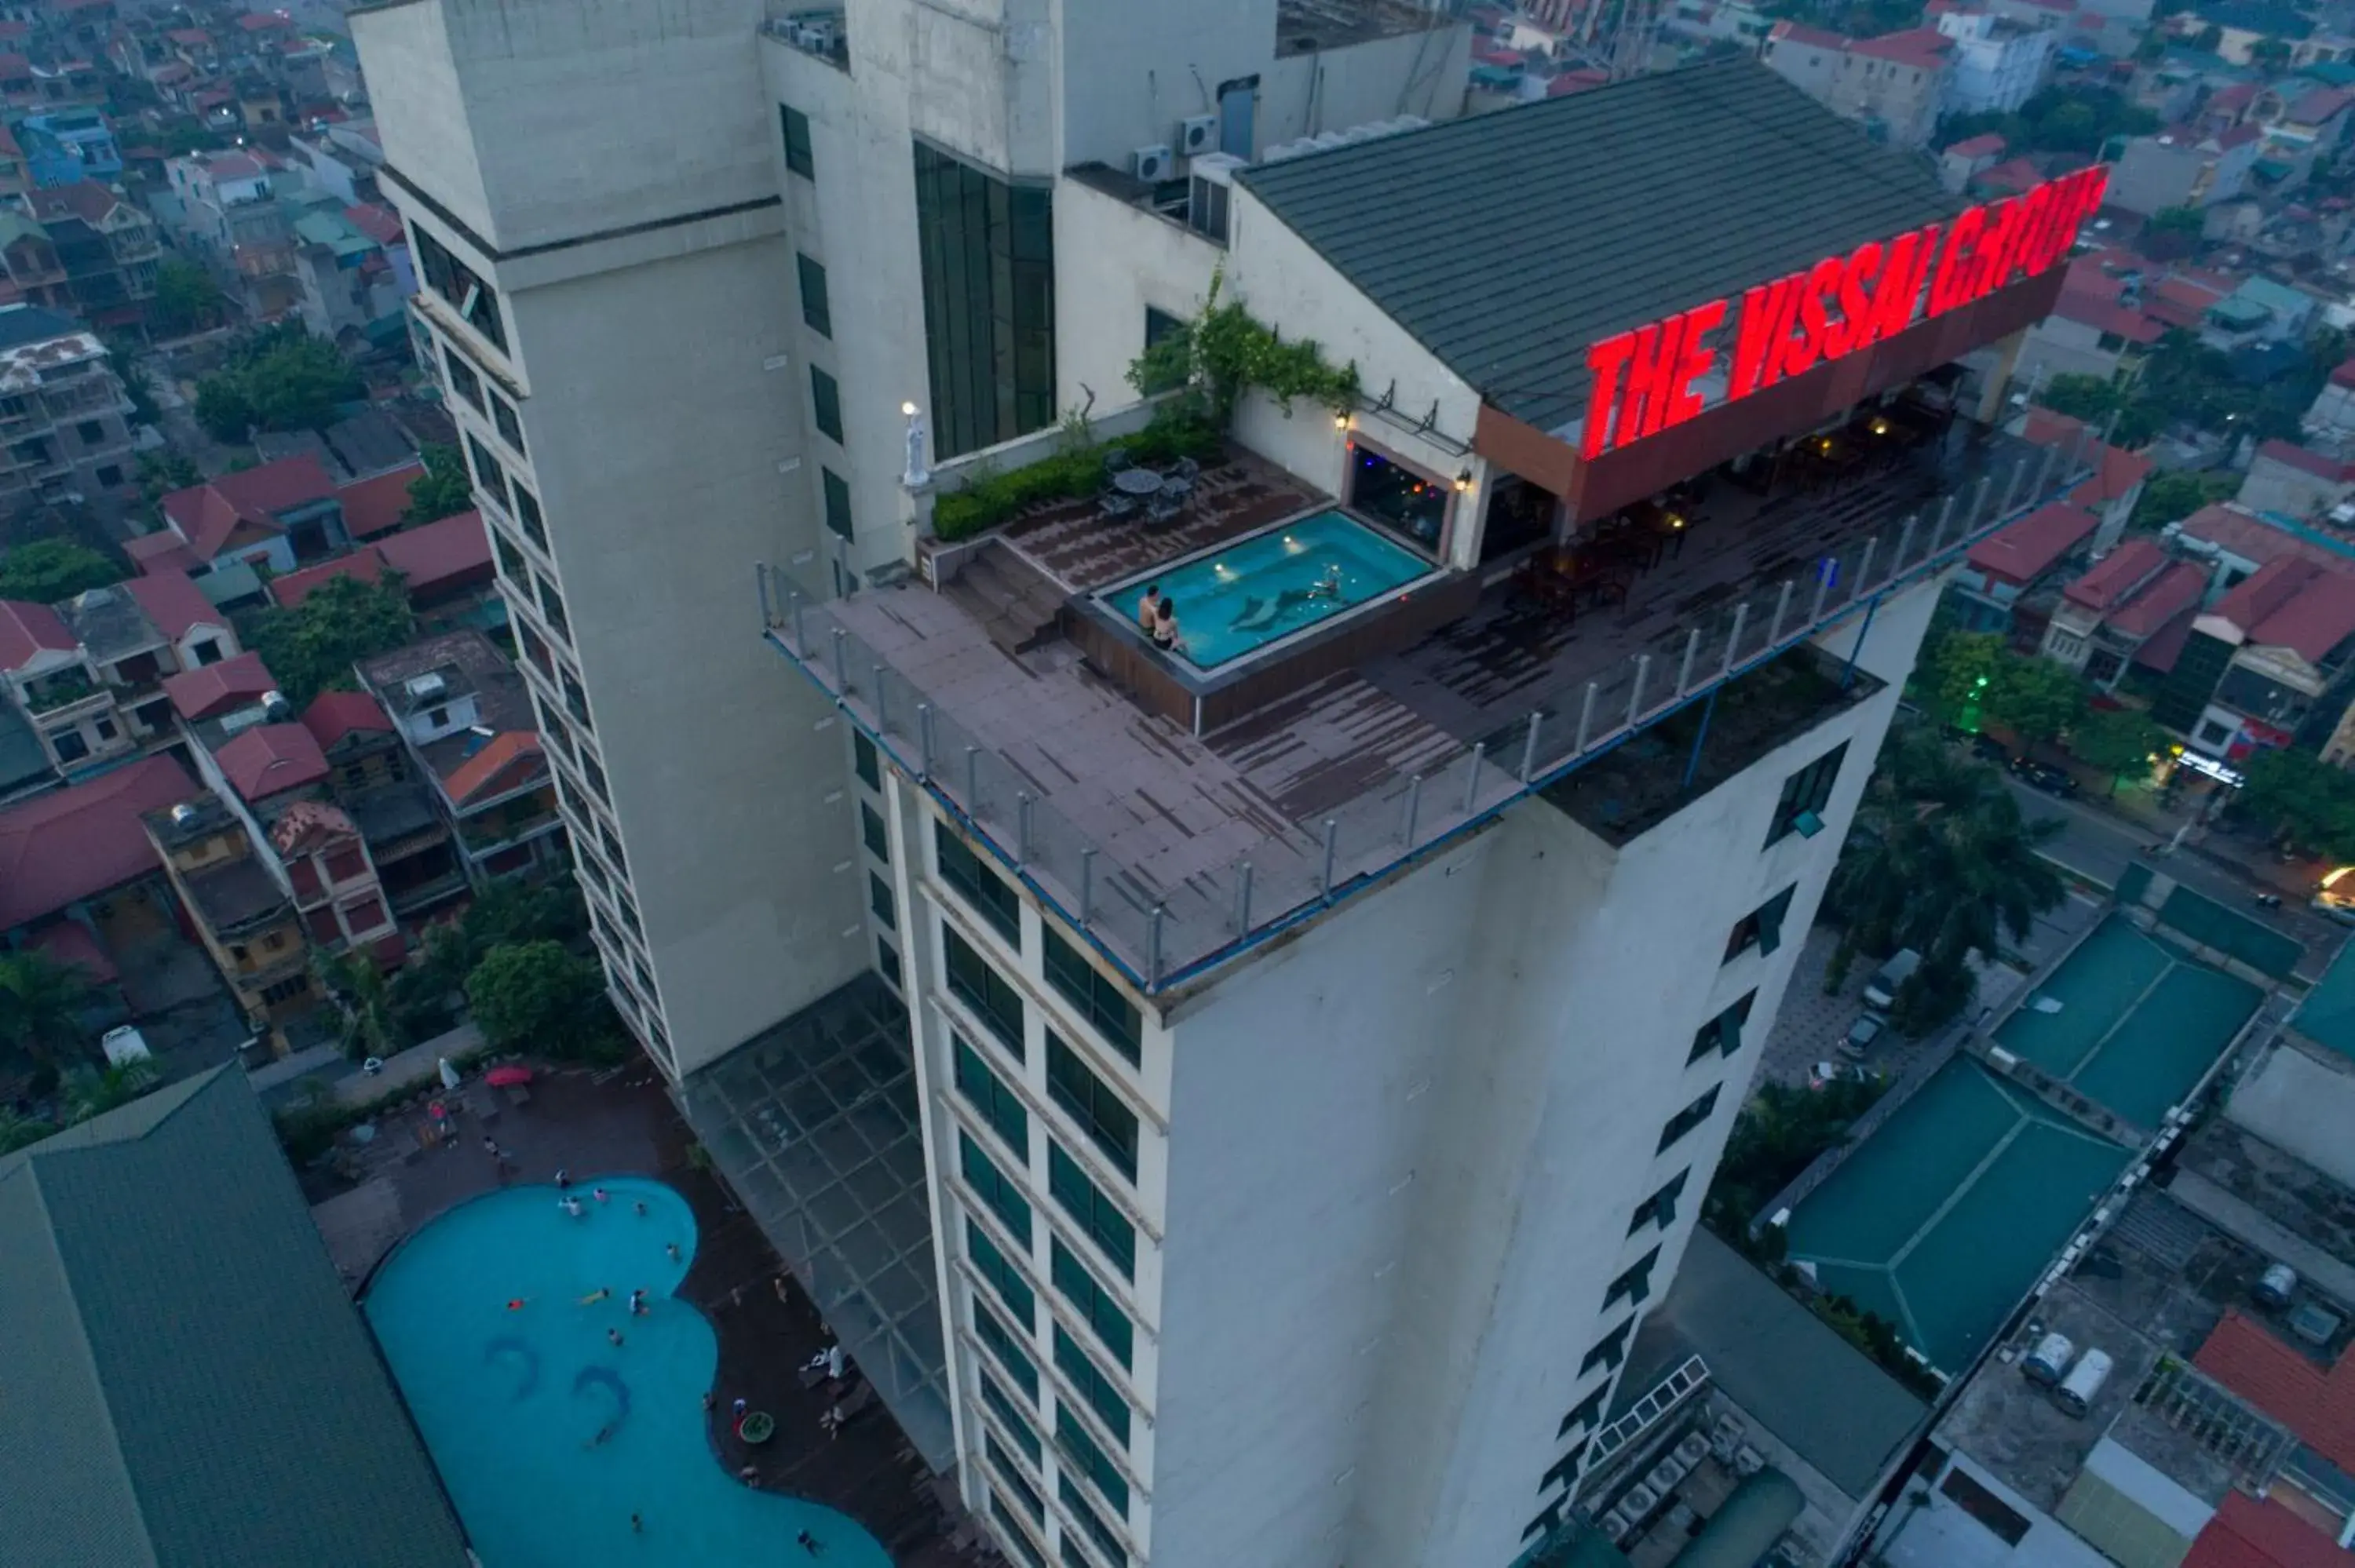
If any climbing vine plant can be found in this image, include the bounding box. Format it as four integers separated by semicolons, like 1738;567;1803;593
1126;269;1361;422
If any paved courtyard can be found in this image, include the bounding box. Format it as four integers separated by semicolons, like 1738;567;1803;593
304;1065;988;1568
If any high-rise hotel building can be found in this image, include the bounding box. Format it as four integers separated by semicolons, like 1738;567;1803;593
350;2;2098;1563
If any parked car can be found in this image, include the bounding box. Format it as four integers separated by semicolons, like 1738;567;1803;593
1810;1059;1872;1090
2010;757;2078;797
1838;1011;1886;1059
1861;950;1920;1013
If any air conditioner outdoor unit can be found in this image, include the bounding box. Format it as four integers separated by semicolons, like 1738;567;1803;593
1188;151;1245;242
406;672;447;703
1132;143;1174;182
1178;114;1218;155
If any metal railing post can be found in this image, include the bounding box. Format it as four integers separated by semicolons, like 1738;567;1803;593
2034;439;2059;501
963;746;980;813
1895;515;1917;575
1721;603;1748;677
1320;819;1340;898
1854;538;1879;596
757;562;772;627
1769;581;1794;646
1400;774;1423;847
1520;713;1544;782
1627;655;1651;727
1932;494;1956;553
1677;628;1701;695
791;592;806;653
2002;456;2028;518
1233;861;1254;933
1575;682;1598;754
1461;742;1486;815
1970;475;1994;530
917;703;935;779
830;627;849;693
1148;907;1165;986
872;667;889;734
1016;791;1033;862
1809;563;1835;625
1079;848;1097;927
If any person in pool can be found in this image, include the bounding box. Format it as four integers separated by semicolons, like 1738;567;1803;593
1151;597;1186;654
1136;583;1163;634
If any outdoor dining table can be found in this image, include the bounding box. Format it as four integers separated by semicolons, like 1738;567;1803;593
1113;467;1164;497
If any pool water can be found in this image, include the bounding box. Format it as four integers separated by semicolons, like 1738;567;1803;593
364;1176;891;1568
1101;509;1433;669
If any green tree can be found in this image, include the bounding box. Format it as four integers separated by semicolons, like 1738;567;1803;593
1825;728;2066;1030
1913;629;2005;729
316;950;405;1063
244;570;416;706
0;538;121;602
405;443;473;523
2131;469;2236;531
149;257;220;337
2236;747;2355;855
1703;1079;1883;1241
193;371;254;443
2142;204;2207;261
0;1107;57;1154
0;950;94;1069
136;449;201;506
193;324;363;440
2068;706;2169;794
2037;373;2125;425
1986;651;2087;743
466;940;613;1059
61;1058;162;1123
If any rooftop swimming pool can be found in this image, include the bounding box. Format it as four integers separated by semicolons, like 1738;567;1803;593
363;1176;891;1568
1099;509;1435;669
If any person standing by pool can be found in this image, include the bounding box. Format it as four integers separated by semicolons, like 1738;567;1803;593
1135;584;1162;634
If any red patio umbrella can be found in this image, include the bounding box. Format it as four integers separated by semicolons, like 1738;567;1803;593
485;1066;535;1088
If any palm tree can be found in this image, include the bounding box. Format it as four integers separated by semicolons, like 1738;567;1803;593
1827;728;2065;1028
61;1059;162;1124
0;950;95;1069
316;949;403;1063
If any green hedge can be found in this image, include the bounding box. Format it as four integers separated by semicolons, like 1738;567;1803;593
931;410;1225;542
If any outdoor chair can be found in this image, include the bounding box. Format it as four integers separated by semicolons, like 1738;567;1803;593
1172;455;1201;483
1144;490;1182;530
1101;488;1139;521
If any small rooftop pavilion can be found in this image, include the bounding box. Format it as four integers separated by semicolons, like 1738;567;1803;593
767;61;2108;997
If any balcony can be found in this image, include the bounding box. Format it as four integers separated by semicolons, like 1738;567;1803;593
23;669;106;717
763;6;848;71
765;421;2089;994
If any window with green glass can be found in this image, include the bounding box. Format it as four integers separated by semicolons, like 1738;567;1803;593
811;365;843;443
796;251;832;337
862;801;889;862
1050;1238;1130;1369
780;104;813;178
854;731;881;790
1049;1143;1134;1280
912;142;1055;460
972;1295;1038;1398
961;1131;1031;1245
1603;1245;1660;1311
823;466;853;540
992;1493;1046;1568
871;872;896;931
936;820;1020;942
1686;990;1755;1064
1059;1475;1122;1563
946;926;1024;1056
955;1037;1028;1157
982;1371;1041;1462
967;1216;1035;1326
1046;1036;1136;1182
1042;927;1140;1064
1060;1536;1096;1568
1055;1404;1129;1517
1053;1325;1130;1446
1767;740;1847;846
878;937;902;991
989;1434;1044;1521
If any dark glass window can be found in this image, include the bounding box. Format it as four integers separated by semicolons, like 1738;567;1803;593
1725;884;1797;962
579;753;609;804
1628;1169;1689;1236
1059;1475;1123;1563
870;871;896;930
1603;1245;1660;1310
993;1494;1045;1568
1687;991;1756;1064
492;531;526;584
412;223;506;351
1051;1238;1130;1369
1046;1036;1137;1181
946;926;1024;1055
989;1435;1043;1522
561;669;593;732
1055;1405;1129;1517
491;393;525;455
982;1372;1040;1461
877;937;902;990
798;252;832;337
1042;928;1139;1064
811;365;843;443
441;341;483;411
1542;1442;1587;1496
912;142;1055;459
512;482;547;551
973;1295;1038;1398
1557;1384;1608;1439
960;1130;1031;1244
466;433;508;512
1658;1086;1721;1154
854;731;880;790
936;821;1020;942
1049;1142;1134;1279
780;104;813;178
1768;741;1848;845
535;574;568;642
966;1215;1035;1327
955;1035;1028;1154
1579;1317;1634;1377
823;467;853;540
1053;1325;1130;1446
862;802;889;862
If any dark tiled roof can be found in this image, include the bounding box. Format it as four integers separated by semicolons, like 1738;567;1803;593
0;1067;471;1568
0;753;194;929
1235;60;1962;432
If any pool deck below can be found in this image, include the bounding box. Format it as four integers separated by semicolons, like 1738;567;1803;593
305;1068;977;1567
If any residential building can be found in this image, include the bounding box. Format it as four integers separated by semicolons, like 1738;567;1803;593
1950;500;2104;642
2039;537;2208;688
2151;552;2355;757
141;790;316;1048
268;509;495;622
54;569;243;745
269;797;401;964
2306;356;2355;456
2015;252;2165;386
16;106;118;187
2238;439;2355;520
2108;125;2262;214
2202;275;2317;351
354;629;564;885
300;688;469;921
0;596;132;774
0;303;137;505
2014;409;2152;550
354;9;2098;1566
1941;129;2008;191
0;1064;472;1568
1763;20;1955;147
0;210;68;310
133;455;353;577
1937;9;2057;116
160;148;296;320
28;182;160;330
0;750;192;952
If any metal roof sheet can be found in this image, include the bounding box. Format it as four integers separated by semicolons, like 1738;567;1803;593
1234;59;1963;433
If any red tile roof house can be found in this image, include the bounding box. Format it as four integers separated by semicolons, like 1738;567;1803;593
2305;354;2355;452
131;455;419;578
53;571;242;744
0;596;135;776
298;689;469;924
2240;440;2355;522
2020;254;2167;386
268;797;399;963
268;511;493;616
355;629;565;883
2170;554;2355;757
2018;407;2154;540
1951;501;2103;647
0;751;196;965
2039;537;2210;689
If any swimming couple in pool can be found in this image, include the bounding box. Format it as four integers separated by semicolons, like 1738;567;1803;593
1138;565;1342;652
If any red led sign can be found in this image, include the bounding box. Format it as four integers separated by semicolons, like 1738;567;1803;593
1579;164;2109;461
